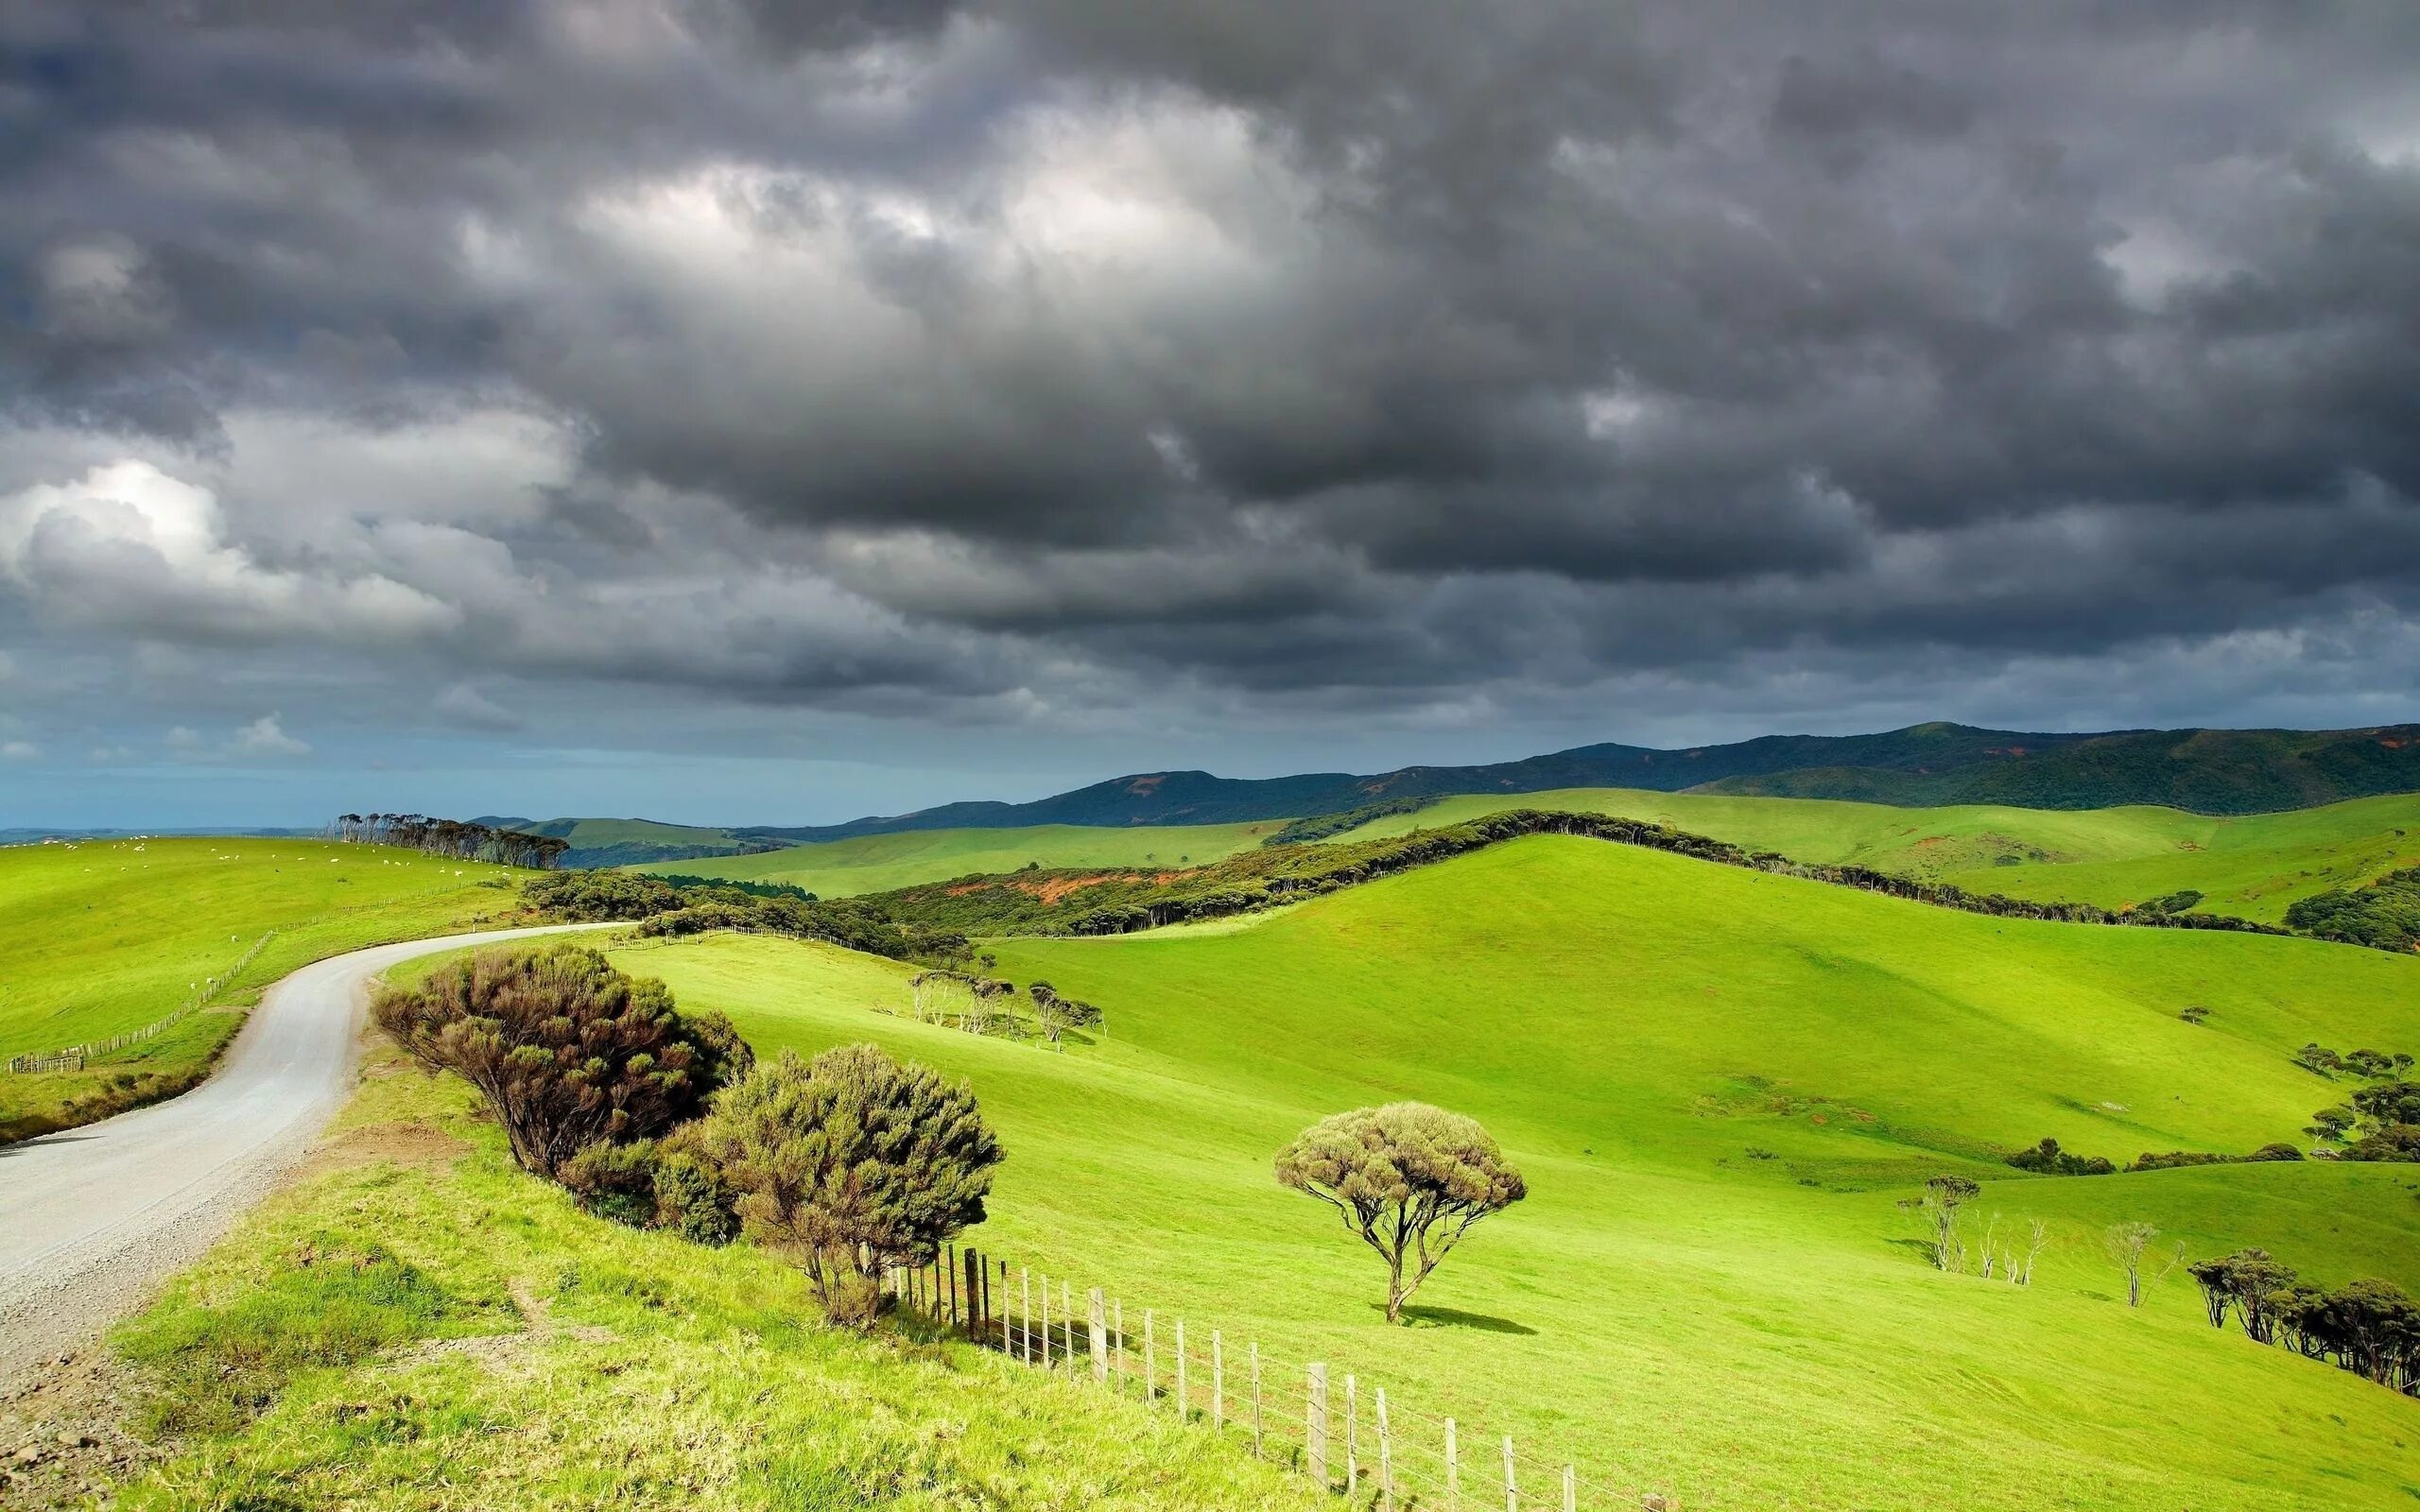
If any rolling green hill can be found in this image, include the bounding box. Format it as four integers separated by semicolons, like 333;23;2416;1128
474;816;786;869
632;820;1284;896
1322;788;2420;923
598;838;2420;1510
0;836;524;1140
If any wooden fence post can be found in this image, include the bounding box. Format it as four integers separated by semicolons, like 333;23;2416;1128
1021;1269;1033;1365
1345;1373;1359;1496
1063;1280;1074;1373
964;1247;983;1340
1561;1464;1575;1512
1041;1277;1053;1368
1376;1386;1393;1512
1251;1343;1263;1457
1445;1418;1459;1507
1175;1318;1189;1419
1306;1364;1329;1487
1088;1288;1108;1383
1212;1330;1224;1433
1502;1435;1517;1512
1145;1309;1156;1400
1115;1298;1126;1384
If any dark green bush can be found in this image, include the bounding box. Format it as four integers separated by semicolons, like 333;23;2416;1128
2006;1137;2116;1176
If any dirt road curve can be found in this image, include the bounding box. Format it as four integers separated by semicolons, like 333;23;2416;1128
0;924;606;1385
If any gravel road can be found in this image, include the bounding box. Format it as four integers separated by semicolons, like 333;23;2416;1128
0;924;608;1387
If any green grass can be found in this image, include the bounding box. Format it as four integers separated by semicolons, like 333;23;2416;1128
0;837;526;1140
633;821;1286;897
102;1045;1325;1511
601;838;2420;1511
1327;787;2420;922
541;817;752;848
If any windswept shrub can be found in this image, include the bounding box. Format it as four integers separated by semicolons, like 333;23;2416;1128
560;1124;741;1245
2126;1143;2304;1172
521;870;684;920
699;1043;1002;1328
2005;1137;2116;1176
372;945;746;1177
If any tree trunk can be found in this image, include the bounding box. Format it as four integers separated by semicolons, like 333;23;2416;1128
1386;1250;1407;1324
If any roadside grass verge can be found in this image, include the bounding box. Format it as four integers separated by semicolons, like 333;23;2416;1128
96;1044;1322;1512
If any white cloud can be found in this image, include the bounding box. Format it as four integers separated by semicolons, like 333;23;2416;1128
0;741;38;761
0;460;460;644
165;714;311;761
230;713;310;758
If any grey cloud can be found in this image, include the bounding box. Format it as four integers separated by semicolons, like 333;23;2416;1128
0;0;2416;791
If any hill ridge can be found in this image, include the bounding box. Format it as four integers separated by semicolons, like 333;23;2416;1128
737;721;2420;842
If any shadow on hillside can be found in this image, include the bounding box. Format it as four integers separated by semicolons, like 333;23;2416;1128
1383;1304;1536;1335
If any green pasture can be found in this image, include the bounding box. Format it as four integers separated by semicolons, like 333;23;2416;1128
635;820;1285;896
1326;788;2420;922
0;836;523;1139
600;837;2420;1510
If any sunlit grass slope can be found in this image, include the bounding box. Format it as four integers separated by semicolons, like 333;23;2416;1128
610;838;2420;1511
1330;787;2420;921
0;836;522;1138
105;1045;1322;1512
633;820;1284;896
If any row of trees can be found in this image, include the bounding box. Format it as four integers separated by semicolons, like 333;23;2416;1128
520;871;972;965
331;812;569;869
2307;1077;2420;1161
374;944;1002;1327
2189;1250;2420;1395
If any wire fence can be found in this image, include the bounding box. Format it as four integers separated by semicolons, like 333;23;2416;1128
885;1246;1685;1510
6;931;274;1074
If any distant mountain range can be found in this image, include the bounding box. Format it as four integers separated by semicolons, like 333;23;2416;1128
461;721;2420;866
739;721;2420;843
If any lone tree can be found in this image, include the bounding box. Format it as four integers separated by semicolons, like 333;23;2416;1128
372;944;750;1177
1274;1103;1527;1325
2104;1222;2182;1307
699;1043;1002;1329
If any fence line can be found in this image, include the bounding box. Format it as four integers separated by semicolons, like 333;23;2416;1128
7;931;275;1074
884;1245;1684;1510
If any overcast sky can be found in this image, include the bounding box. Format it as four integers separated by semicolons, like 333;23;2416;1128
3;1;2417;828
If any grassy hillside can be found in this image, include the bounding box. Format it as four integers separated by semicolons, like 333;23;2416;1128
0;837;524;1140
633;820;1283;897
95;1044;1322;1511
1327;788;2420;922
475;816;786;868
604;840;2420;1511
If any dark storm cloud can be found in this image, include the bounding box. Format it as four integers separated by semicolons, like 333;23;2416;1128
2;0;2419;779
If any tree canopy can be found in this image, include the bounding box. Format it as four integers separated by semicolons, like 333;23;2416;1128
1275;1102;1527;1325
372;944;748;1176
699;1043;1002;1328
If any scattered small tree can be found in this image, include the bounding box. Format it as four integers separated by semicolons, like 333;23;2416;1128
372;945;748;1177
1274;1103;1528;1324
2100;1219;2158;1306
1912;1175;1979;1272
699;1043;1002;1328
2015;1217;2049;1286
